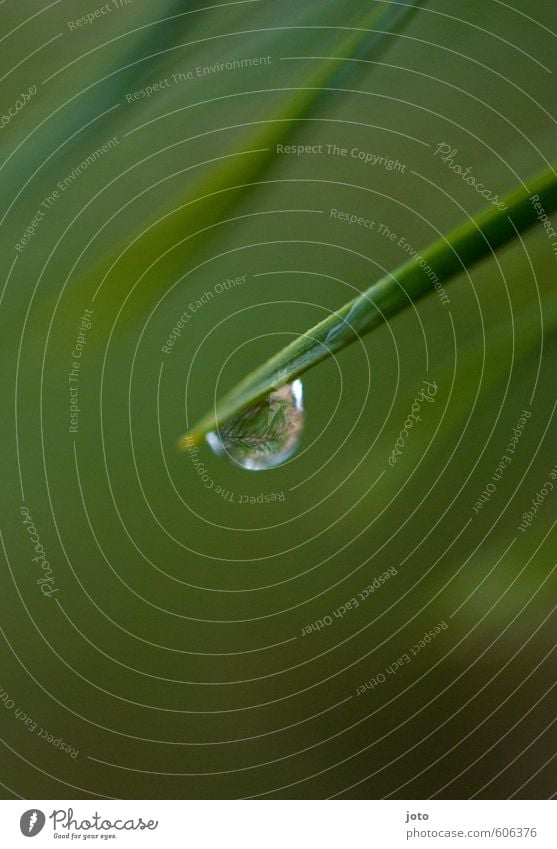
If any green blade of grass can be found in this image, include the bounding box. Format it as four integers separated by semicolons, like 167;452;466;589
181;163;557;448
53;0;424;319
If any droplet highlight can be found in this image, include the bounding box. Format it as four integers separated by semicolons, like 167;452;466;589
206;380;304;471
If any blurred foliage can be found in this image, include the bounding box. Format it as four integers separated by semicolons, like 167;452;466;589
1;0;556;800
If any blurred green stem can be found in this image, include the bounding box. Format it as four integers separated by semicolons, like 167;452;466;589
181;163;557;448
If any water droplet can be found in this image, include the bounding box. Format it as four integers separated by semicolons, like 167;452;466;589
206;380;304;471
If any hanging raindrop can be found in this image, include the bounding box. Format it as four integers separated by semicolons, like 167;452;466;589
206;380;304;471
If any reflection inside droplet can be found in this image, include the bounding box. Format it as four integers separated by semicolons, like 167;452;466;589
206;380;304;471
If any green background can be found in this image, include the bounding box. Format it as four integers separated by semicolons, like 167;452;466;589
1;0;556;799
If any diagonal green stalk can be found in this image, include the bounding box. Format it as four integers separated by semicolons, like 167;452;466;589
67;0;424;323
181;164;557;449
